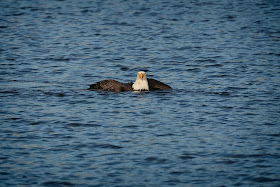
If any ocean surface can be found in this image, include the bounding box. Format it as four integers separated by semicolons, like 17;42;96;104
1;0;280;186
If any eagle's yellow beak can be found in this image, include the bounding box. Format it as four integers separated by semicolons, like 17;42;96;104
139;73;143;79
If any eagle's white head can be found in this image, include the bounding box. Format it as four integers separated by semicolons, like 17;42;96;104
132;71;149;91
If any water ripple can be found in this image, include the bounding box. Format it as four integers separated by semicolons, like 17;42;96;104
1;0;279;186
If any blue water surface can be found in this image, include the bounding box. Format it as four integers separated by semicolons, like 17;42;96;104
1;0;280;186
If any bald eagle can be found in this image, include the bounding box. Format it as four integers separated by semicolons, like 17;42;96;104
88;71;171;92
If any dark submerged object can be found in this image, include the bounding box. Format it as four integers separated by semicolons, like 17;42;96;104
88;78;171;93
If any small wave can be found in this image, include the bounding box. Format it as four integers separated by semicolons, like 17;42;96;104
95;143;123;149
252;177;279;183
144;157;169;164
178;153;196;160
42;181;74;186
66;123;101;127
43;91;66;97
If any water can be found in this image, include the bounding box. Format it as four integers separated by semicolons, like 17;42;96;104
1;0;280;186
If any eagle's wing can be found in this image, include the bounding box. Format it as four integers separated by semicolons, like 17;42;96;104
147;78;172;91
88;79;133;92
